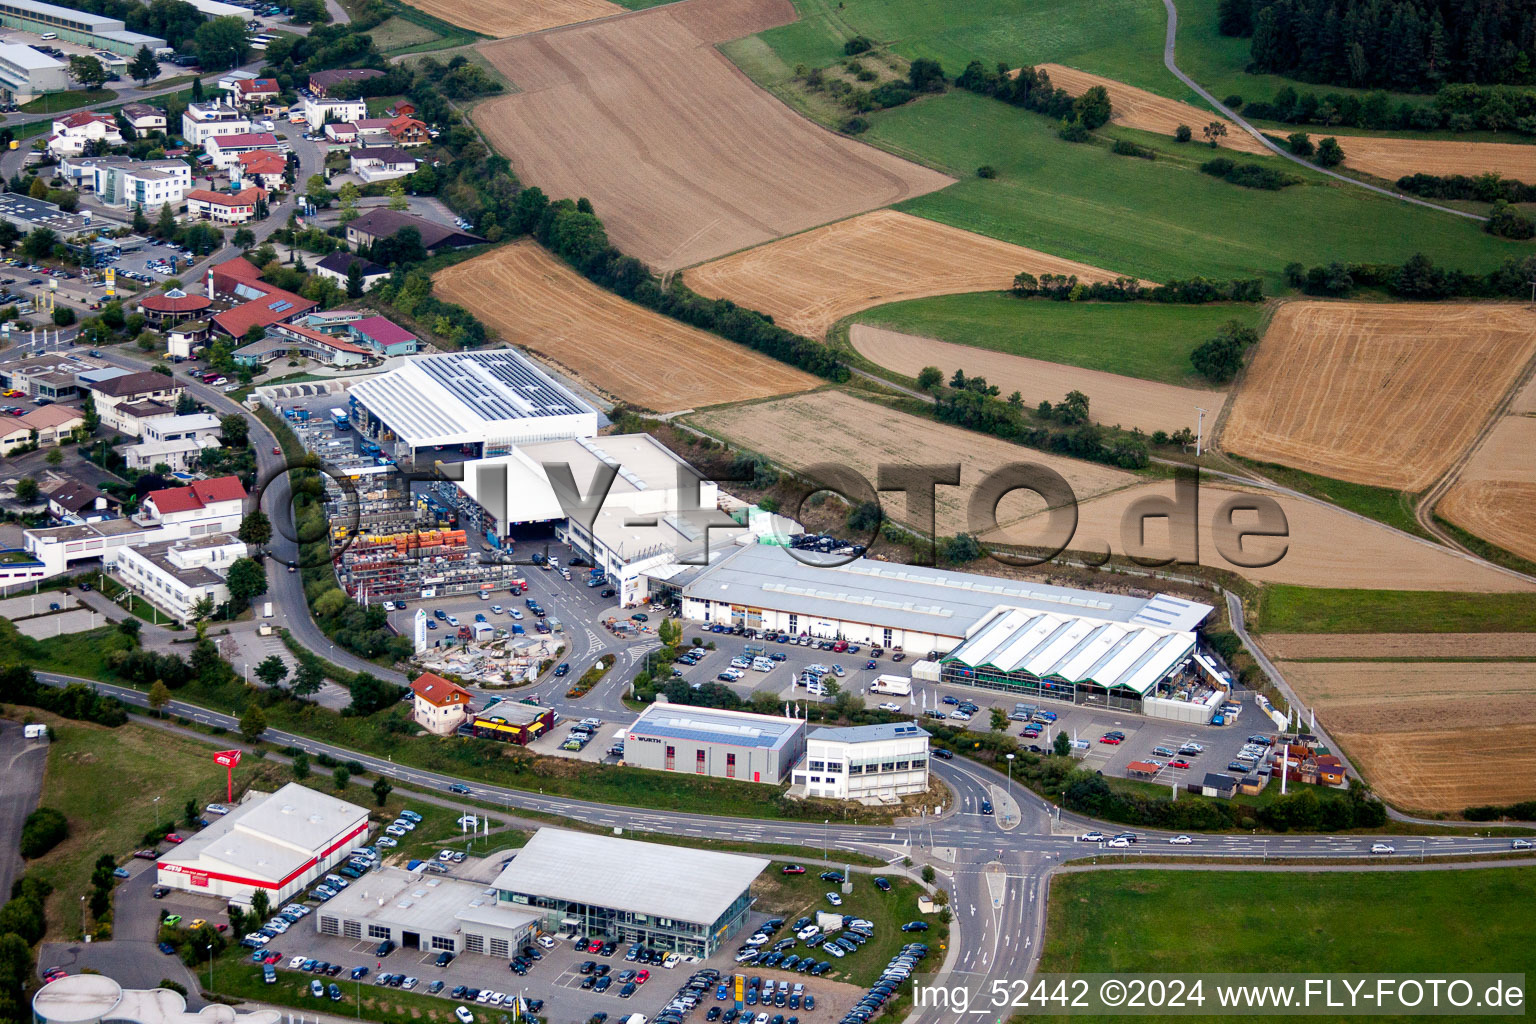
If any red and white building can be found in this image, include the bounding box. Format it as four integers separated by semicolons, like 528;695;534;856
236;150;288;190
411;672;474;736
139;475;247;535
186;186;266;224
231;77;280;106
204;131;282;170
46;111;122;157
156;782;370;908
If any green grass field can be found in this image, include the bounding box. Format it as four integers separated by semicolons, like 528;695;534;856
1031;868;1534;1023
754;862;944;988
851;293;1263;386
860;94;1529;288
20;88;115;114
1254;586;1536;634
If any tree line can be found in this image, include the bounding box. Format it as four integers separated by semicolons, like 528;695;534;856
1285;250;1536;297
955;62;1113;139
1220;0;1536;90
1241;82;1536;135
1011;273;1265;303
1396;170;1536;202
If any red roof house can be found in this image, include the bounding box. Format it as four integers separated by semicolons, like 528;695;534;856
410;672;474;735
142;475;247;520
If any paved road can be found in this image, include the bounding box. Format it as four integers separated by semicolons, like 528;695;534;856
1159;0;1483;222
0;719;48;900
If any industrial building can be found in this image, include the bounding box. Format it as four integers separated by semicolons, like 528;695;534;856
491;829;768;956
0;41;66;102
346;350;598;460
0;0;165;53
667;542;1220;721
62;156;192;211
623;703;805;785
155;783;369;906
315;867;539;958
791;722;931;803
112;534;246;624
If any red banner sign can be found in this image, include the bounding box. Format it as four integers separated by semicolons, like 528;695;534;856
214;749;242;768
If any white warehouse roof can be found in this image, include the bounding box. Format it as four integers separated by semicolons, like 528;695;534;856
158;783;368;886
349;351;597;450
0;42;64;70
492;828;768;925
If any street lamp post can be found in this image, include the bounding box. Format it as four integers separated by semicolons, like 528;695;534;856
207;943;214;991
822;819;829;863
1005;753;1015;796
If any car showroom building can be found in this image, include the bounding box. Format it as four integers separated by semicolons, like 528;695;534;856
316;867;539;958
156;783;370;907
622;703;806;785
491;829;768;957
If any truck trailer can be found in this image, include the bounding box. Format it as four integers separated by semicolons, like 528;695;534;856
868;675;912;697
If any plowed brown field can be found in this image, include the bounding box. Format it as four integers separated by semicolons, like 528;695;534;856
685;210;1132;340
1018;480;1531;590
403;0;620;37
1260;632;1536;659
1439;414;1536;562
688;391;1135;536
1280;660;1536;810
848;325;1220;436
474;0;953;271
1338;135;1536;182
1221;302;1536;490
1038;64;1267;156
433;241;819;413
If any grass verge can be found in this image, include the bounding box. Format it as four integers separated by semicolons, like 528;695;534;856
19;88;115;114
1432;514;1536;580
1229;457;1431;541
1253;585;1536;633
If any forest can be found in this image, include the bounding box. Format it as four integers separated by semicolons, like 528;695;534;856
1219;0;1536;89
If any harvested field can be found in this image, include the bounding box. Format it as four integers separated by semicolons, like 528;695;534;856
474;0;953;271
685;210;1132;340
688;390;1134;536
849;324;1220;435
402;0;620;37
1221;302;1536;490
1338;135;1536;182
1017;480;1532;591
1280;659;1536;811
1440;415;1536;562
1038;64;1267;156
1511;373;1536;415
433;241;819;413
1260;632;1536;660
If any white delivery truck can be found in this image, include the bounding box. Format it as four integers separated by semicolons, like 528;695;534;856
868;674;912;697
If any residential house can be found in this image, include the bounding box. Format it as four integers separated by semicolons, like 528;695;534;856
345;209;485;252
0;416;30;454
45;476;116;522
204;132;282;170
123;437;202;472
322;121;358;145
249;322;371;367
235;150;287;191
300;94;366;129
120;103;167;133
113;534;248;624
231;77;280;106
18;404;83;446
181;101;251;147
348;315;418;357
348;146;418;183
166;321;211;360
88;370;184;435
47;111;122;157
410;671;474;736
143;413;221;447
137;476;246;534
186;186;266;224
384;101;415;118
312;252;389;292
307;69;384;97
387;117;430;147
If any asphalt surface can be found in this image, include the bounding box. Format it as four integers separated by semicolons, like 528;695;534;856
0;719;48;900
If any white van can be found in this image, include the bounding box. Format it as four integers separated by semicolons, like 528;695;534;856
40;32;56;39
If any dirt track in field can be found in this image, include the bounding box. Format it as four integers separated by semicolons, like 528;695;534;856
688;390;1135;536
1038;64;1266;155
405;0;620;37
1220;302;1536;490
848;324;1220;435
473;0;953;271
433;241;819;413
1281;659;1536;811
1260;632;1536;660
1020;480;1532;591
685;210;1132;340
1439;415;1536;563
1337;135;1536;182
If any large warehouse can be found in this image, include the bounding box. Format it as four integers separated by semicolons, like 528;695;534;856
670;543;1220;721
491;829;767;956
156;783;369;906
347;351;597;461
316;867;539;958
0;0;165;53
624;703;806;785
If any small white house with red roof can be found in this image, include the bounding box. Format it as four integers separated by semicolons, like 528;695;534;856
232;77;280;105
139;475;247;534
410;672;475;735
204;131;282;170
47;112;122;157
186;186;267;225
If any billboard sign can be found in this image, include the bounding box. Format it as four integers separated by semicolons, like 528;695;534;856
214;749;242;768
